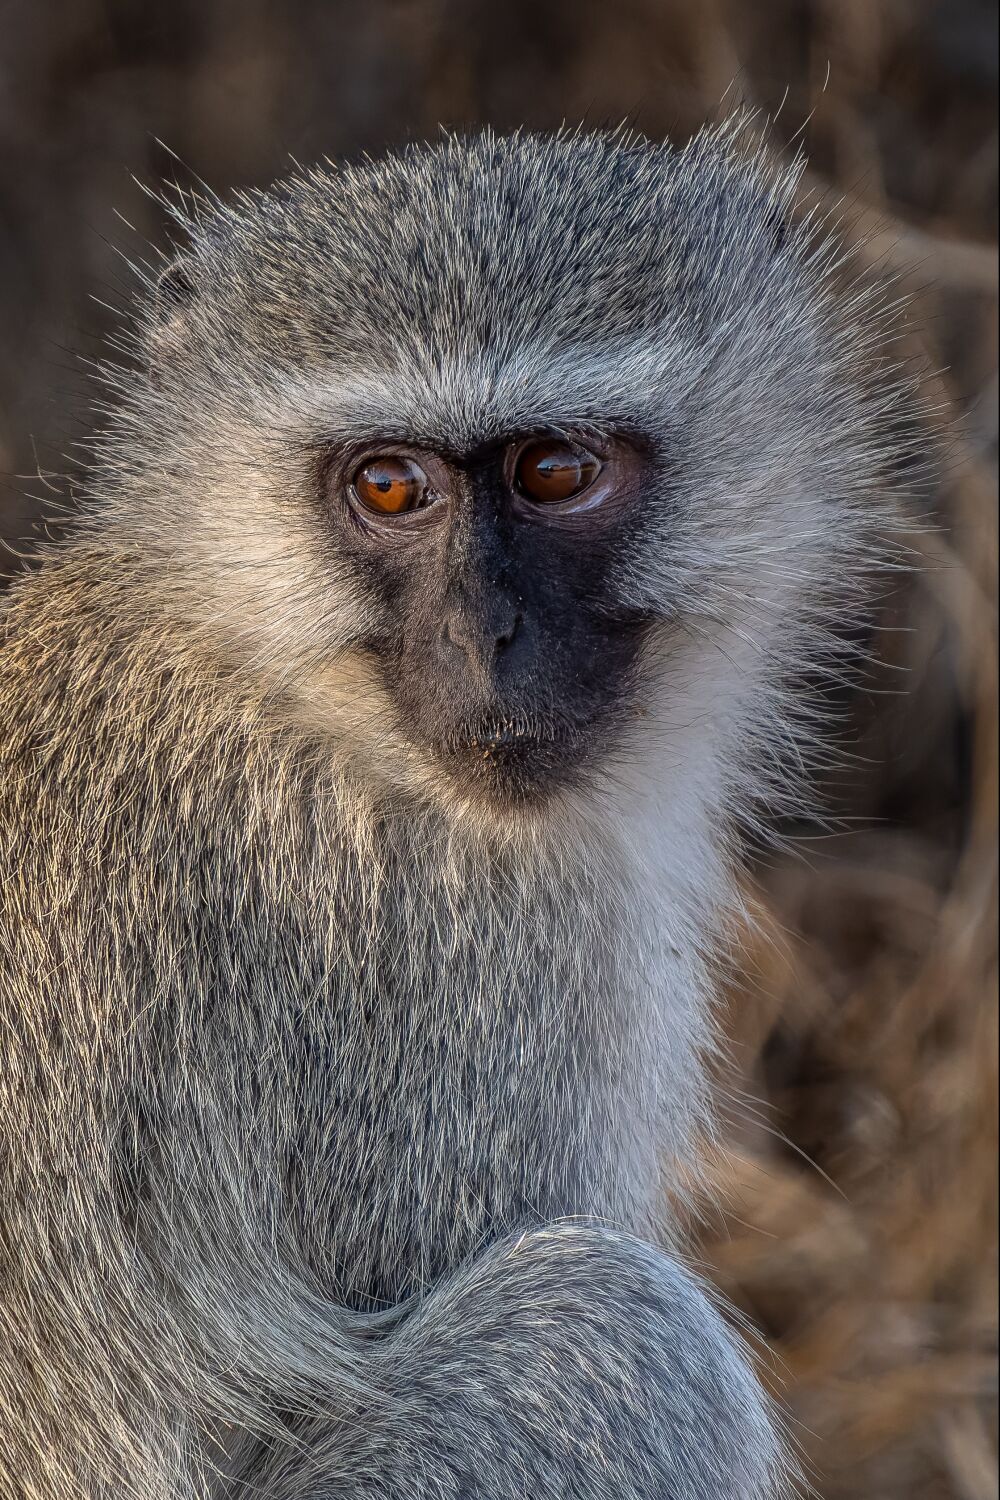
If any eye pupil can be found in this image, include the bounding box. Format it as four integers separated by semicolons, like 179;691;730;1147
515;440;600;503
353;455;425;514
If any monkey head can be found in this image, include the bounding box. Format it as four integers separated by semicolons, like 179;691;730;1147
102;127;902;817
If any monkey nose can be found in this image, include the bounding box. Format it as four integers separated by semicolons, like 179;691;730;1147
492;611;524;656
440;606;524;676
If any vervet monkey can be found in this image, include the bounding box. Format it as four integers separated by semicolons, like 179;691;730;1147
0;125;907;1498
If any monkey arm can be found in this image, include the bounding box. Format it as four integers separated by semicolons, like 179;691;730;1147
237;1223;790;1500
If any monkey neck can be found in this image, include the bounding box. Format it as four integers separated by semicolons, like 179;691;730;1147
4;552;723;1303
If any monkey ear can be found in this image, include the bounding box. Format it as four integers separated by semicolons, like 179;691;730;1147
148;256;196;364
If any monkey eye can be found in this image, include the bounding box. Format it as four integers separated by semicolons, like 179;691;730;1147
514;438;601;504
352;455;429;514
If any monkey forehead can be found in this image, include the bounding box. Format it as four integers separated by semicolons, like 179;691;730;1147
257;333;704;450
176;126;807;418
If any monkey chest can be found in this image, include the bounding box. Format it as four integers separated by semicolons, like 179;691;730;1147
281;977;607;1311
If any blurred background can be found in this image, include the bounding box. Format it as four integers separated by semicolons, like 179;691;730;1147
0;2;996;1495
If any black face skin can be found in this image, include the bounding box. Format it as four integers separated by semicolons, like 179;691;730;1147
321;431;654;804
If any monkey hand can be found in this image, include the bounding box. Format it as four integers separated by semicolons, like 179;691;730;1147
241;1222;790;1499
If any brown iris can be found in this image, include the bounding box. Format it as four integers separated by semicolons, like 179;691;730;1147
515;439;601;504
353;455;427;514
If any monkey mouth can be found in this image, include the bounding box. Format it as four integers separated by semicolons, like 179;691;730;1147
430;712;597;803
442;715;567;760
449;717;561;756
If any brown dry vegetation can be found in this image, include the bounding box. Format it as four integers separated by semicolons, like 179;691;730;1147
0;2;996;1496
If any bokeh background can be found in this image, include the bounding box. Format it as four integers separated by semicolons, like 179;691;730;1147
1;2;996;1495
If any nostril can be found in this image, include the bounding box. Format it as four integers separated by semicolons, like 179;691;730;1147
442;616;469;654
494;612;523;656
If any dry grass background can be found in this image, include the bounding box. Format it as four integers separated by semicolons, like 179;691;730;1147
0;2;996;1496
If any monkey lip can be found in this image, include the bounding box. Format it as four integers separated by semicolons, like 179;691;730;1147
431;715;596;800
464;721;554;751
444;717;564;757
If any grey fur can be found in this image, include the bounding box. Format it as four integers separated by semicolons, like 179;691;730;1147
0;124;909;1498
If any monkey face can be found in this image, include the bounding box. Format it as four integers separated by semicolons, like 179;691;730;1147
126;130;902;823
317;430;654;803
